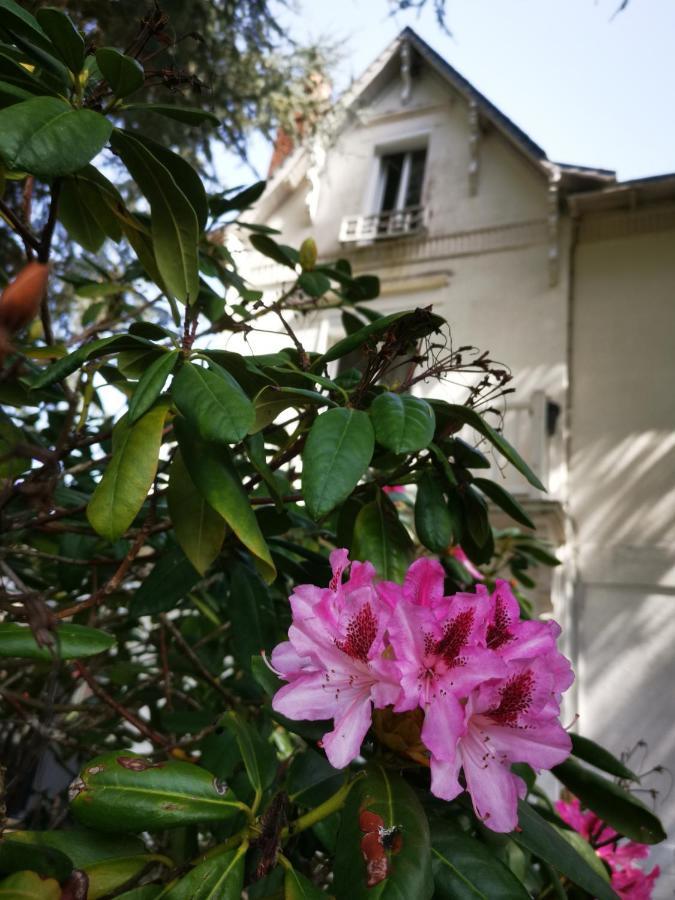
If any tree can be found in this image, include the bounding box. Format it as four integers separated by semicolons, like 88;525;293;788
0;2;664;898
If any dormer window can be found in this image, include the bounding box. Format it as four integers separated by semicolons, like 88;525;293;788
339;139;428;243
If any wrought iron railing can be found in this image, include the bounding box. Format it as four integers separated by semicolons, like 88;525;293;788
339;206;425;242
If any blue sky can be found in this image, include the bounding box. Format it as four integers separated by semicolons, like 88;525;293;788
230;0;674;184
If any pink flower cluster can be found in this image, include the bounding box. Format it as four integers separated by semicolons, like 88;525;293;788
271;550;574;832
556;797;660;899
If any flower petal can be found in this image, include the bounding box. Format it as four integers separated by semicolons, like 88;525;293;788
321;693;373;768
421;692;466;760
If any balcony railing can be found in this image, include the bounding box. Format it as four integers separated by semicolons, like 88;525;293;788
339;206;425;243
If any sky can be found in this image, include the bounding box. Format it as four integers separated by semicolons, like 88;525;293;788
231;0;675;184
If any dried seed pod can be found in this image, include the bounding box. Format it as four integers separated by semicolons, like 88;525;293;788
0;261;49;333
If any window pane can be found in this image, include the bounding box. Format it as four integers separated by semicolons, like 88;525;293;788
404;147;427;208
380;152;405;212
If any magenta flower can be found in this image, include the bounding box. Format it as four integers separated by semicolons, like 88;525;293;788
430;658;573;832
556;797;660;899
271;550;399;768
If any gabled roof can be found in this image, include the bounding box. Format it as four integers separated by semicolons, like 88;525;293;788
258;26;616;216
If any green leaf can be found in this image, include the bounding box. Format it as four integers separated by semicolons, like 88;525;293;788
87;403;168;541
0;623;114;660
552;758;665;844
0;870;60;899
209;180;266;215
8;829;146;869
160;846;245;899
70;752;242;832
220;711;275;798
31;334;153;389
249;233;299;269
415;470;454;552
302;408;374;519
116;886;162;899
353;493;413;582
370;392;435;454
110;129;199;304
0;80;33;107
472;478;535;530
553;825;612;887
176;419;276;583
0;97;112;177
96;48;144;99
0;839;71;881
430;822;530;900
132;543;200;616
570;734;639;782
0;0;56;56
226;561;276;669
284;866;324;900
119;213;168;294
319;309;443;367
58;165;124;249
167;452;225;575
172;362;254;444
342;274;381;302
122;102;220;126
128;350;178;424
131;133;208;232
334;764;433;900
287;749;344;806
298;270;331;298
36;7;85;74
430;402;545;492
512;801;618;899
462;485;491;548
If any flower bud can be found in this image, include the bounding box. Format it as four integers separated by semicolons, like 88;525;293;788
0;261;49;333
299;237;317;271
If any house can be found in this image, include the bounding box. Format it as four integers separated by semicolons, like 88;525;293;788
235;27;675;888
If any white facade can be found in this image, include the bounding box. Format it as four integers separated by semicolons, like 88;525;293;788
237;28;675;889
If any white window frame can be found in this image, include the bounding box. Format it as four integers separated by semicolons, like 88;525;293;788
367;131;430;215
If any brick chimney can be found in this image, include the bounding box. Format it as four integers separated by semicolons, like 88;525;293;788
267;72;331;178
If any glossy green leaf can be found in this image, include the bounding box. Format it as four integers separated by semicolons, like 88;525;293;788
512;801;618;899
111;129;199;304
552;758;665;844
302;408;374;519
370;392;435;454
462;485;491;548
119;212;168;293
320;309;444;367
128;350;178;424
553;825;612;886
176;419;276;583
249;233;299;269
8;829;146;870
131;133;208;231
334;764;433;900
96;48;144;98
167;452;225;575
172;362;254;444
70;752;242;832
353;493;413;582
0;97;112;177
342;274;381;302
87;403;168;541
298;270;331;298
58;165;124;249
160;846;245;899
36;7;85;73
226;561;276;669
122;102;220;126
0;80;33;107
0;623;114;660
132;543;200;616
0;414;28;478
415;470;454;552
113;887;162;900
31;334;153;389
0;870;60;899
209;180;266;216
430;822;529;900
430;401;545;492
0;0;57;56
0;839;71;881
287;749;344;806
284;866;324;899
472;477;535;530
220;711;274;798
87;856;170;900
570;734;639;782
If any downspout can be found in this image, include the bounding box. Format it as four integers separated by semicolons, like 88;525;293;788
562;203;581;729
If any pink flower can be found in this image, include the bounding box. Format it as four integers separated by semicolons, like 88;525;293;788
431;658;573;832
271;550;399;769
450;546;484;581
382;485;405;495
556;797;660;899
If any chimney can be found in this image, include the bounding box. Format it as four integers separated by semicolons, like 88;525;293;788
267;72;331;179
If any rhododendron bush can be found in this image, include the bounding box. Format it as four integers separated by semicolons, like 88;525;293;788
0;2;665;899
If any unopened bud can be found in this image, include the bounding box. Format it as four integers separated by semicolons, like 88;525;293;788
299;237;317;271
